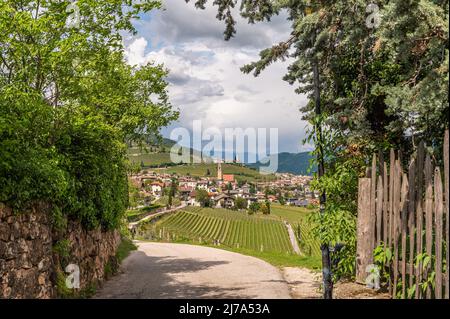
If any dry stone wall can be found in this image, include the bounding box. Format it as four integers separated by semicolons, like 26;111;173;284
0;203;121;299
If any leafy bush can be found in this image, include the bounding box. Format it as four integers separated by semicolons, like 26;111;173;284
309;208;357;281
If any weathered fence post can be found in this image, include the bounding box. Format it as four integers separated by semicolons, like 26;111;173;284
356;178;373;283
444;130;449;299
424;155;433;299
434;167;443;299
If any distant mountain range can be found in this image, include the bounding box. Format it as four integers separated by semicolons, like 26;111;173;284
248;152;316;176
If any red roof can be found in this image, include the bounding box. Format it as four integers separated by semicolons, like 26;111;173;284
223;174;235;182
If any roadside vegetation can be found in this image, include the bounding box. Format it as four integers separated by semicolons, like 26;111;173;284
116;237;138;264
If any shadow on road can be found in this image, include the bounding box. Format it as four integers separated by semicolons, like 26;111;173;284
94;251;259;299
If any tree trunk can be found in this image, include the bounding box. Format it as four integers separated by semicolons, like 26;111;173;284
312;59;333;299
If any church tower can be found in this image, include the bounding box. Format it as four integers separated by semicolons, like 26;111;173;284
217;161;223;180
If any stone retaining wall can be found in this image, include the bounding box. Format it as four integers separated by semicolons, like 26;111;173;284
0;203;121;299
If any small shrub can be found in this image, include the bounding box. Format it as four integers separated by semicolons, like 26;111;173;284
53;239;71;258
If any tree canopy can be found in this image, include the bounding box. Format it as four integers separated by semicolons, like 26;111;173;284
0;0;178;229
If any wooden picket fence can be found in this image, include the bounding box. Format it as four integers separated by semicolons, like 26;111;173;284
356;130;449;299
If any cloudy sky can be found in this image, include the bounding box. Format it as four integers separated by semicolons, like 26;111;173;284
125;0;312;155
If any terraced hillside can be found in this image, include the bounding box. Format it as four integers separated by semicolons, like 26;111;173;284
139;207;293;254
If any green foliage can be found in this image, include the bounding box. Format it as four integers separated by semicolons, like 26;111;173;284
373;247;438;299
155;196;180;208
53;239;71;259
235;197;247;210
56;270;73;299
116;237;137;263
196;189;211;207
309;208;357;281
248;202;260;214
261;200;271;215
0;1;178;229
55;269;98;299
373;244;393;283
128;181;142;209
414;253;436;297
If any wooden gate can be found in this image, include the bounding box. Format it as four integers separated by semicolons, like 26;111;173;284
356;130;449;299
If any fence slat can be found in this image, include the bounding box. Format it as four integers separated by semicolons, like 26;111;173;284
371;154;377;247
388;150;395;295
389;149;395;249
401;173;409;299
393;159;402;298
415;142;425;299
415;200;423;299
434;167;443;299
408;159;416;289
376;175;383;246
424;155;433;299
444;130;449;299
383;162;389;245
356;178;373;283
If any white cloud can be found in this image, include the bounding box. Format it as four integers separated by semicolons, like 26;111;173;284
126;0;312;153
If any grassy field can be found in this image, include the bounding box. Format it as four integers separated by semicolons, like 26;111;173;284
137;206;321;269
128;144;204;167
154;196;181;207
128;151;173;167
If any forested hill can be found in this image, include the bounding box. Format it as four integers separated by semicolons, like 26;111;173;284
248;152;315;175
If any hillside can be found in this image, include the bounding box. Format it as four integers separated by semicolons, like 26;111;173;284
249;152;315;175
155;163;277;182
127;139;276;182
127;138;205;167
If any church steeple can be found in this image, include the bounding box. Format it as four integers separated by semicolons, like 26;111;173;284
217;161;223;180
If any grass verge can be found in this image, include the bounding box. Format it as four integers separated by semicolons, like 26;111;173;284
116;236;137;263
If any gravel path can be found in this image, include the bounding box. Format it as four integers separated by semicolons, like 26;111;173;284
94;242;292;299
282;267;321;299
284;222;301;254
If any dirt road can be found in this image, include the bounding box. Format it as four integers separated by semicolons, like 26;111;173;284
94;242;292;299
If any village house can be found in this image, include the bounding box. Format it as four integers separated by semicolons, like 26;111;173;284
187;190;200;206
178;186;193;201
196;181;209;191
213;193;235;209
150;181;164;196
